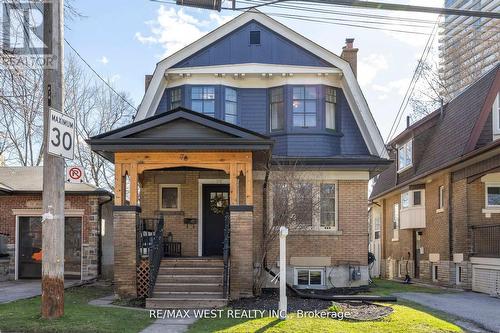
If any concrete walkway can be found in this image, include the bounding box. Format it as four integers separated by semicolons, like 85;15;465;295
0;280;80;304
140;311;197;333
395;292;500;333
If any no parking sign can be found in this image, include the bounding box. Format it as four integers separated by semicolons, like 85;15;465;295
66;166;84;183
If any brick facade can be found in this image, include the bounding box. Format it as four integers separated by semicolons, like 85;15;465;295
0;194;101;281
378;161;500;289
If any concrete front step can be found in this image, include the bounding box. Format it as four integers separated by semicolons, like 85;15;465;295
160;258;223;268
159;266;224;275
146;296;228;309
156;274;222;284
155;282;223;293
153;291;223;298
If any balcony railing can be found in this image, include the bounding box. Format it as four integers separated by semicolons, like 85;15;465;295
471;224;500;257
400;206;426;229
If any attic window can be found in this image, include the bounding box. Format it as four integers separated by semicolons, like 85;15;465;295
249;30;261;45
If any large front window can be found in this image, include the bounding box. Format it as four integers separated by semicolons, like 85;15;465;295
292;86;317;127
191;86;215;117
270;87;284;131
320;184;335;227
224;88;237;124
398;140;413;171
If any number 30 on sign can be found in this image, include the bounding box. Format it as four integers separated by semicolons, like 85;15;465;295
48;108;75;160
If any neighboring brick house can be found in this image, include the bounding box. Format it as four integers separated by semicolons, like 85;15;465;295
0;167;113;282
89;10;389;308
370;65;500;295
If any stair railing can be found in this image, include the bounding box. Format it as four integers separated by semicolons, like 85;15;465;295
222;209;231;299
148;214;165;298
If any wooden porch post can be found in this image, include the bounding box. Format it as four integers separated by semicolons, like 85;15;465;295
245;161;253;206
230;162;239;205
129;163;138;206
114;163;124;205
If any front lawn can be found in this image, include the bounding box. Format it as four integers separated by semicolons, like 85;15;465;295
188;303;462;333
0;284;154;333
365;278;449;296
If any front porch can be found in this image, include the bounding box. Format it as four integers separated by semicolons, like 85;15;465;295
89;108;273;304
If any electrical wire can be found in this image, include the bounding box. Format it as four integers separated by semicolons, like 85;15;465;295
64;39;138;111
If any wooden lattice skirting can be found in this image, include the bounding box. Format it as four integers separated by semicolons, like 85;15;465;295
137;259;150;298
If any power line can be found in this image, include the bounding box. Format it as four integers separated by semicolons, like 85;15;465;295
385;19;440;143
64;39;138;111
234;0;500;19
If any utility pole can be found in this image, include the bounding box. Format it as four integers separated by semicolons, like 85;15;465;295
42;0;65;319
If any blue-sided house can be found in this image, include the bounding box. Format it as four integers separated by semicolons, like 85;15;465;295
89;10;390;308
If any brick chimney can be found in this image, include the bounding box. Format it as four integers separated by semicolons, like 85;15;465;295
145;74;153;92
341;38;359;77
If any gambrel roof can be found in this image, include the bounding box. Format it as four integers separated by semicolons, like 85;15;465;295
134;9;387;158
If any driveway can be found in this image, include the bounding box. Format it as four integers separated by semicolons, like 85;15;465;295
395;292;500;333
0;280;81;304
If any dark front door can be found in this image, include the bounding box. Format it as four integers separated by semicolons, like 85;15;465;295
202;184;229;256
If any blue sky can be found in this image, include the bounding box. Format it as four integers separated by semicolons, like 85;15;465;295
65;0;440;141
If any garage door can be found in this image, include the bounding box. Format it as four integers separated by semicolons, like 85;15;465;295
472;266;500;295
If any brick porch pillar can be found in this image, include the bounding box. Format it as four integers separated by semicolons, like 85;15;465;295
229;206;254;299
113;206;140;298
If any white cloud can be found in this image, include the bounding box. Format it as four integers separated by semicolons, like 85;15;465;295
372;78;411;97
135;6;234;58
98;56;109;65
357;53;389;87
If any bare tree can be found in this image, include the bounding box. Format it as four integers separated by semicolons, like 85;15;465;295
410;22;500;122
255;163;323;293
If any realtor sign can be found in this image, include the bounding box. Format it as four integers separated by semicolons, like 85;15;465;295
48;108;75;160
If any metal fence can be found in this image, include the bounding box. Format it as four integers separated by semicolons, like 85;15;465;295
471;224;500;257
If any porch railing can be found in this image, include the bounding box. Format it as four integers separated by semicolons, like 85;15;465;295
471;224;500;257
222;209;231;299
147;216;165;297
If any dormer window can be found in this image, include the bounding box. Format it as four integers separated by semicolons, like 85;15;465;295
493;93;500;139
398;140;413;172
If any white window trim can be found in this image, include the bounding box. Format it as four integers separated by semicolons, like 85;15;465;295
268;181;339;232
485;183;500;209
401;189;425;210
159;184;181;211
293;267;325;287
397;139;413;173
437;185;445;212
392;203;399;241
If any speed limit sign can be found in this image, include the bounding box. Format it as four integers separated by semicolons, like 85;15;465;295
48;108;75;160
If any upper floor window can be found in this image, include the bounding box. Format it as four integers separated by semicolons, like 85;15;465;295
292;86;317;128
191;86;215;117
401;192;410;208
401;190;423;208
170;88;182;110
438;186;445;209
413;191;422;206
398;140;413;171
225;88;237;124
493;93;500;138
325;87;336;130
270;87;284;131
249;30;261;45
393;203;400;230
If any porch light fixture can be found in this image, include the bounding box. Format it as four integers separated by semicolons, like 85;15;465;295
176;0;222;11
